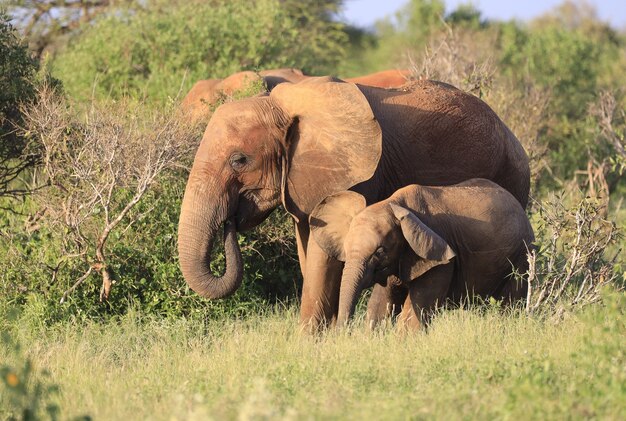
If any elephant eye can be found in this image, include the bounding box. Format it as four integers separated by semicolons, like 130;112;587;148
229;152;249;171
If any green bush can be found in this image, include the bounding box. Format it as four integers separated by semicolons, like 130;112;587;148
0;179;300;324
52;0;346;102
0;11;39;195
0;86;301;323
498;24;617;179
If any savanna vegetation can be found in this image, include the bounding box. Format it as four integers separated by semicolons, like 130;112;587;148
1;0;624;419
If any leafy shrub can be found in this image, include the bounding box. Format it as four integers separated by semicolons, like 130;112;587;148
52;0;347;102
0;187;300;323
524;191;624;316
498;22;622;183
19;85;200;304
0;86;301;323
0;11;39;195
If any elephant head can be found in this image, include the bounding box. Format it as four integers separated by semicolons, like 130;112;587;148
258;68;308;90
178;77;382;299
310;191;455;325
181;69;308;122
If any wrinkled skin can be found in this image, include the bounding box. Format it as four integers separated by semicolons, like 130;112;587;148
177;76;530;331
310;179;534;329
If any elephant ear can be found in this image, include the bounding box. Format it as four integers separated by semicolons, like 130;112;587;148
389;203;456;282
309;191;367;261
271;76;382;222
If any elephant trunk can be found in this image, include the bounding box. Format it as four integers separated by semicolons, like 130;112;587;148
177;184;243;299
337;259;370;326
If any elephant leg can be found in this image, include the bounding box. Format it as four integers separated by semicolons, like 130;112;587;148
397;262;454;331
299;233;343;332
494;249;530;305
294;221;309;279
397;293;421;331
495;276;528;305
366;279;407;329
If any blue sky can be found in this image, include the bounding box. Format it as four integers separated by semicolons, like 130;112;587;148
341;0;626;30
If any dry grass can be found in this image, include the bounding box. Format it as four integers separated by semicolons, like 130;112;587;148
3;292;624;420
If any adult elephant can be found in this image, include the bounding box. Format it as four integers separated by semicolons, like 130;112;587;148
181;68;308;122
345;69;411;88
181;68;411;122
177;76;530;330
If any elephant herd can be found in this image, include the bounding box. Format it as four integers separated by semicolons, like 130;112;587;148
177;68;534;332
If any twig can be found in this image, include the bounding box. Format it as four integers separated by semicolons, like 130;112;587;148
60;266;93;304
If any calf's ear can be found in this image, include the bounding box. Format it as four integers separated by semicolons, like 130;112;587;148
389;203;456;281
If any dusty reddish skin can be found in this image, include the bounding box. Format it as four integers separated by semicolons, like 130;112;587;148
177;76;530;332
345;69;411;88
180;69;411;122
181;68;307;122
181;79;222;120
310;179;534;330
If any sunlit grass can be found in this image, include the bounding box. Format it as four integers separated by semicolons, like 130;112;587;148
2;292;625;420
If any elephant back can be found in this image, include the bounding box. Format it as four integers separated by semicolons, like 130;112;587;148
356;80;530;208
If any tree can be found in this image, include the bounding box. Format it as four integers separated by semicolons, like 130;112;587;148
20;85;200;301
7;0;138;56
51;0;347;102
0;12;39;197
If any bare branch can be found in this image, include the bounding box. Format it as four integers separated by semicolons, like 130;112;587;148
525;193;622;316
590;91;626;158
60;266;93;304
20;84;201;301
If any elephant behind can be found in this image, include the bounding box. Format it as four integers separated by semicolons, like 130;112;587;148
176;76;530;329
310;179;535;329
181;68;308;122
180;68;413;123
344;69;411;88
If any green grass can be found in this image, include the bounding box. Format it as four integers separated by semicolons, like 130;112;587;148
2;292;625;420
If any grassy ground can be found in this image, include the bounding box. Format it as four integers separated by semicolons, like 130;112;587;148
2;292;625;420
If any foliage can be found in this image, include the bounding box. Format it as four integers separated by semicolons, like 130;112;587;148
18;85;201;303
498;23;616;180
51;0;347;102
525;192;624;316
6;0;139;57
0;11;39;196
446;4;485;29
0;187;299;324
394;0;446;47
344;0;446;75
1;312;58;420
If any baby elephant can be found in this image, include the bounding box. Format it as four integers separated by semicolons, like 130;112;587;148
309;179;534;330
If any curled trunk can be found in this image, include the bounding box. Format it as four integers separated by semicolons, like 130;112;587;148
178;187;243;299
